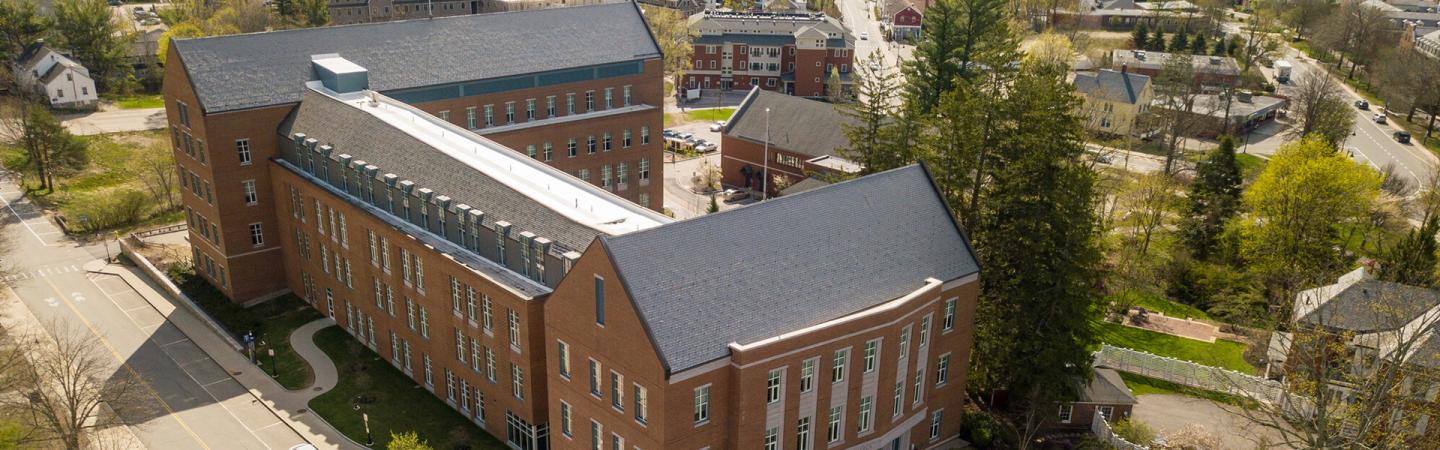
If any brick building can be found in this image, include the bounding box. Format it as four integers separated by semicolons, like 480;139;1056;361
685;10;855;97
882;0;927;41
544;164;979;449
328;0;479;25
163;3;665;303
1109;50;1240;90
721;87;861;197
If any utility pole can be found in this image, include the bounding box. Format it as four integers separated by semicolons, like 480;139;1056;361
762;107;771;200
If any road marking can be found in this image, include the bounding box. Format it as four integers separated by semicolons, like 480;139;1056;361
0;192;49;247
27;278;212;450
254;421;286;432
159;338;190;347
201;378;233;387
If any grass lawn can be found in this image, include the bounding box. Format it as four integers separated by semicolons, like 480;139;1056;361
169;268;323;390
683;108;735;123
1094;320;1258;375
0;130;178;233
112;94;164;109
308;326;506;449
1119;372;1255;408
1112;291;1213;322
1236;153;1267;183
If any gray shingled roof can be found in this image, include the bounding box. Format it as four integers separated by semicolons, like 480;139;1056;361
173;2;660;113
601;164;979;374
1299;278;1440;332
779;177;830;196
722;87;853;158
1074;69;1149;105
279;89;614;255
1081;368;1138;405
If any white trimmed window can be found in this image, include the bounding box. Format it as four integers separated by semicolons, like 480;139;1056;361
242;180;257;205
857;396;873;432
832;350;847;383
863;340;879;373
560;401;573;437
633;383;647;424
694;385;710;423
248;223;264;247
1058;404;1073;423
763;428;779;450
557;340;571;379
796;416;812;450
799;358;815;393
512;364;524;400
235;139;251;165
827;406;842;443
937;354;951;386
766;368;783;404
944;298;957;331
610;371;624;411
930;410;943;439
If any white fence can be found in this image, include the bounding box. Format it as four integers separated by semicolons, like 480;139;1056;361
1091;412;1149;450
1094;344;1284;404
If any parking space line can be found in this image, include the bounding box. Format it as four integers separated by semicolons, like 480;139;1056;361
254;421;286;432
159;338;190;347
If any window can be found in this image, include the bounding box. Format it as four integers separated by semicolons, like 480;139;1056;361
796;416;812;450
249;223;264;246
484;105;494;127
864;340;879;373
507;309;520;350
899;327;911;357
589;359;602;396
242;180;258;205
482;295;493;331
590;421;602;450
633;383;647;423
937;354;951;385
380;237;391;271
546;96;556;117
930;410;944;439
617;163;628;186
892;381;904;417
603;133;613;152
558;341;571;378
602;165;612;188
579;168;591;182
594;277;606;325
913;372;924;404
512;364;524;399
920;316;931;347
567;93;575;115
1098;406;1114;419
466;106;477;129
858;396;873;432
505;102;515;124
526;145;536;159
622;130;631;148
560;401;573;437
1058;404;1073;423
827;406;842;443
236;139;252;165
585;91;595;111
694;385;710;423
604;88;613;109
640;127;650;145
485;347;496;382
832;350;847;383
610;371;624;410
438;110;449;121
568;139;577;157
799;359;815;393
587;135;597;154
944;298;957;331
406;298;416;330
525;98;535;120
763;428;778;450
455;329;466;363
766;369;783;404
544;142;553;161
622;85;632;106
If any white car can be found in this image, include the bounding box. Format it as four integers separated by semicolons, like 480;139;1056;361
708;120;725;132
859;32;870;40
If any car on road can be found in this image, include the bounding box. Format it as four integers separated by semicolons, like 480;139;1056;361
1395;131;1412;144
708;120;725;132
1355;100;1369;110
1374;113;1386;124
860;32;869;40
721;188;749;202
697;141;718;152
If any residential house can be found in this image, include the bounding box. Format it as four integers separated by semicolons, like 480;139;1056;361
882;0;927;41
12;43;98;110
1054;368;1139;431
720;87;862;197
544;164;980;449
686;9;855;97
1073;68;1153;136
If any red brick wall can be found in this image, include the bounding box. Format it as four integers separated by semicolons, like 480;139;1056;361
719;135;810;196
794;48;827;97
894;8;922;27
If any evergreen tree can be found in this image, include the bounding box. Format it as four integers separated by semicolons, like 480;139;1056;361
901;0;965;114
53;0;127;89
1212;37;1228;55
1169;28;1190;52
1132;22;1149;50
1191;33;1208;55
1227;35;1242;56
0;0;52;60
1148;30;1167;51
841;53;904;174
1179;136;1243;260
1380;217;1439;287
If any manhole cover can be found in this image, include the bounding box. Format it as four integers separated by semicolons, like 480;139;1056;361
297;409;307;414
313;387;323;392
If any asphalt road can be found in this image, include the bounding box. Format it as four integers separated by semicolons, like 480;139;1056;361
60;107;167;136
0;174;307;449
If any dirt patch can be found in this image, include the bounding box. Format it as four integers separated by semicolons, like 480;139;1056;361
1124;309;1222;343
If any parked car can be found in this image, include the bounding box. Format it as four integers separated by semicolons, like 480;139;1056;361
721;189;750;202
1395;131;1412;144
662;129;677;138
1374;113;1386;124
709;120;726;132
860;32;870;40
1355;100;1369;110
676;132;693;140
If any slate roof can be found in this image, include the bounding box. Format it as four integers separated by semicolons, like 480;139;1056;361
600;164;980;374
39;59;89;85
1081;368;1138;405
172;2;661;113
694;34;796;47
723;87;853;158
778;177;830;195
1074;69;1150;105
1296;274;1440;333
279;88;647;255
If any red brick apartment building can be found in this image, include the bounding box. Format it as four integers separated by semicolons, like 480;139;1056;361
720;87;862;197
544;164;979;449
328;0;479;25
685;10;855;97
163;3;665;302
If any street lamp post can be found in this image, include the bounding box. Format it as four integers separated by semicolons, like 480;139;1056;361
268;348;276;377
363;412;373;446
762;107;770;201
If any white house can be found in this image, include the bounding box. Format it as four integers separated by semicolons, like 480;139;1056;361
13;42;99;110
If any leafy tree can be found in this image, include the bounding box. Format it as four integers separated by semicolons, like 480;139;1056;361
1168;28;1189;53
159;22;207;64
290;0;328;27
1152;53;1204;174
1287;71;1354;149
17;105;88;192
1131;22;1149;50
386;431;434;450
1179;136;1242;260
1026;32;1073;70
0;0;52;60
840;53;903;174
640;5;696;97
825;66;844;103
722;0;755;10
1241;137;1382;313
1378;216;1438;287
52;0;128;89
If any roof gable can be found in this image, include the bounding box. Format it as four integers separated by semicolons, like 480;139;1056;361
1074;69;1150;104
173;2;661;113
601;164;980;374
723;87;853;158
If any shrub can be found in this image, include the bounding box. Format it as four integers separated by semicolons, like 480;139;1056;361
1110;419;1157;446
63;189;151;232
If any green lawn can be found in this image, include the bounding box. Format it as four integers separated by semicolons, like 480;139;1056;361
1113;291;1213;322
1094;320;1258;375
169;268;323;390
1119;372;1255;408
683;107;736;123
308;326;505;449
113;94;164;109
0;130;179;233
1236;153;1267;183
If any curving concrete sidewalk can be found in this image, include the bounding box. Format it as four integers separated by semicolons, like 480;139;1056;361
283;319;367;450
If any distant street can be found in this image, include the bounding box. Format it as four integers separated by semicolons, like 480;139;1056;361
0;172;308;449
60;106;167;135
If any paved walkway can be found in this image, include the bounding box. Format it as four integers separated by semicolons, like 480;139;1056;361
1132;394;1286;449
59;107;166;136
86;260;364;449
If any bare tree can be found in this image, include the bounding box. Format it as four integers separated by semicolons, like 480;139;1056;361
1316;1;1393;79
1287;71;1355;149
2;323;146;450
129;143;178;211
1152;54;1205;174
1120;171;1179;255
